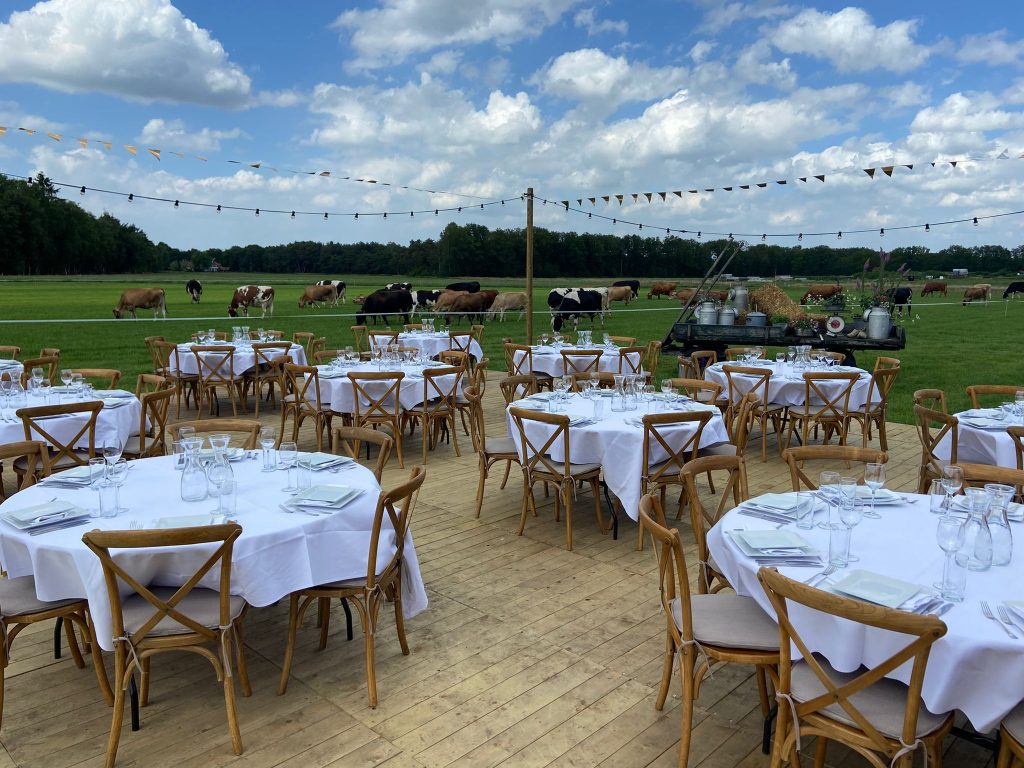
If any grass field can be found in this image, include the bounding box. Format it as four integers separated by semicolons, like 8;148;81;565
1;273;1020;424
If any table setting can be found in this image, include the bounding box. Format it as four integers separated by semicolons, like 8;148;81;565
516;331;643;378
169;335;306;377
0;380;142;448
705;355;873;409
379;329;483;361
936;402;1024;468
316;357;462;414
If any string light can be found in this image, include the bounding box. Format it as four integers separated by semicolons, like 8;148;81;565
323;212;328;220
837;231;842;239
973;217;979;226
761;234;766;241
290;210;295;219
255;208;259;216
354;213;358;220
383;212;387;218
697;231;701;238
79;186;85;195
127;193;133;202
925;223;930;232
216;204;221;213
879;228;885;237
798;233;803;241
173;200;179;208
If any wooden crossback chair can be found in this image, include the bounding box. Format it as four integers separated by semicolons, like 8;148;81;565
846;366;900;451
508;407;607;551
1010;426;1024;472
278;467;426;708
757;567;953;768
151;340;198;418
670;377;725;410
682;349;717;380
464;385;520;519
0;439;50;501
0;345;20;360
642;340;662;384
403;323;422;332
247;341;292;416
617;346;645;375
967;384;1023;409
725;347;758;361
560;349;602;376
499;373;537;405
571;371;615;391
403;365;464;465
123;386;174;459
506;343;553;391
608;335;637;346
636;411;712;550
681;455;749;594
16;401;101;476
83;524;251;767
437;349;469;369
20;355;59;386
783;371;860;450
331;426;393;483
191;345;245;418
913;388;947;414
959;464;1024;504
782;445;888;491
999;702;1024;768
874;355;901;372
70;368;122;389
639;494;779;768
166;419;261;450
283;363;333;451
347;371;406;468
470;324;485;347
913;404;958;494
134;373;169;398
722;364;785;462
313;349;345;364
368;331;399;350
449;331;475;356
350;325;369;358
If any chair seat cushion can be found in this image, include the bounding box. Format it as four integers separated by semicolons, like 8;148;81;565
671;593;780;652
14;452;89;474
699;441;739;457
1004;700;1024;742
791;654;950;739
122;433;163;457
484;436;518;456
647;460;686;483
0;575;83;618
122;586;246;637
532;461;601;478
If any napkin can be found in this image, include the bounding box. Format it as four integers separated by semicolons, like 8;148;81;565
93;390;134;399
303;452;353;469
102;398;131;408
5;500;77;524
750;493;800;511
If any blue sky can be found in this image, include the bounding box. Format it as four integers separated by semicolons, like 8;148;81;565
0;0;1022;253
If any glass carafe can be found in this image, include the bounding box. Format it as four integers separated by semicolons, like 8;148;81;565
956;488;993;571
179;438;209;502
984;483;1014;566
611;374;627;412
624;374;639;411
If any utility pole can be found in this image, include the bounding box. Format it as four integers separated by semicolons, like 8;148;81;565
526;188;534;344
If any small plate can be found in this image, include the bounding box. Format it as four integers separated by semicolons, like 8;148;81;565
303;452;354;469
2;501;89;530
293;485;356;505
750;492;801;512
831;569;920;609
151;514;229;529
853;487;902;505
731;530;812;556
198;447;246;462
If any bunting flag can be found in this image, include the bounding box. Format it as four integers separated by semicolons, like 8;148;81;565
124;145;137;156
46;132;61;142
147;148;161;161
77;138;88;148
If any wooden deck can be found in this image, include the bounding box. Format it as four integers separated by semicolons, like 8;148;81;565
0;382;997;768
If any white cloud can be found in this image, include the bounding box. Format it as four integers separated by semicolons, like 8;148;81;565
419;50;462;76
136;119;244;153
573;8;627;36
538;49;689;109
732;41;795;90
911;92;1024;133
883;82;931;109
334;0;583;70
0;0;252;107
957;31;1024;67
251;89;306;109
688;41;715;64
770;7;931;73
695;1;795;34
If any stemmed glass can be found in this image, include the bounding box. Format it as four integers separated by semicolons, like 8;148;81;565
818;471;840;528
863;462;885;519
934;515;966;601
279;441;299;492
661;378;674;403
837;495;863;563
838;476;861;561
207;461;233;513
1015;391;1024;424
30;367;44;391
109;458;130;513
540;333;549;346
259;426;277;472
60;369;73;389
941;464;964;511
102;437;123;469
88;457;107;518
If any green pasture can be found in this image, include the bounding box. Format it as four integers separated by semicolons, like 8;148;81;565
0;273;1020;424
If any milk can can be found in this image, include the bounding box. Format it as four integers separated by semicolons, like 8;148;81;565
697;302;718;325
717;307;737;325
866;307;892;340
732;285;748;312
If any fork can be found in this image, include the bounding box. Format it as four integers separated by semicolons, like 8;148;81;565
997;605;1022;639
806;564;837;587
129;520;143;530
981;600;1018;639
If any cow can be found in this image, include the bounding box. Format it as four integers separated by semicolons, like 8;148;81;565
676;288;697;304
446;280;480;293
698;290;729;303
413;289;442;314
608;285;633;305
185;279;202;303
973;283;992;300
356;289;414;325
435;290;469;313
886;287;913;316
647;281;677;299
113;288;167;319
315;279;346;304
551;289;607;332
963;286;989;305
921;280;947;297
479;289;499;309
612;279;640;298
801;284;842;304
1003;281;1024;299
446;292;491;325
298;284;338;308
384;282;412;292
228;285;275;318
487;291;528;321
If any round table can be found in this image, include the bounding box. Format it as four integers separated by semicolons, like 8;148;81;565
936;409;1019;468
318;361;462;414
0;454;427;651
507;395;729;520
705;361;873;409
515;345;643;379
170;342;307;376
0;389;142;449
373;331;483;362
707;492;1024;731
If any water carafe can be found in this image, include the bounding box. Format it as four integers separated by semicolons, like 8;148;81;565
985;483;1014;566
179;438;209;502
956;488;993;571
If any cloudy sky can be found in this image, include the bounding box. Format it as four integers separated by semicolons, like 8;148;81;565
1;0;1022;252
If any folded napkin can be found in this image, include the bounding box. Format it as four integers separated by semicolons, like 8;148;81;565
93;390;134;399
102;398;131;408
302;452;353;469
46;465;94;482
5;500;77;524
960;417;1007;430
750;493;800;511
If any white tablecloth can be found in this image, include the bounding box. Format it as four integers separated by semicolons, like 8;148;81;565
936;411;1017;468
0;390;142;448
506;396;729;520
708;493;1024;731
705;362;872;409
0;454;427;651
369;331;483;361
515;345;643;378
170;342;307;376
319;362;461;414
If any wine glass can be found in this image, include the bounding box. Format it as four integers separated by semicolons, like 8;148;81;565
838;496;863;560
818;471;840;528
109;458;130;513
88;457;107;518
1016;391;1024;424
661;379;674;402
102;437;123;468
941;464;963;511
279;441;299;492
60;368;73;388
863;462;885;518
934;515;966;600
540;332;549;346
838;476;861;562
31;367;44;390
259;427;276;471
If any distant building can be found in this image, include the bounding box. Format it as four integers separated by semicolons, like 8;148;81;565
952;268;968;277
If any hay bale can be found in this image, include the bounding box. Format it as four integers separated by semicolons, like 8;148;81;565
750;284;828;327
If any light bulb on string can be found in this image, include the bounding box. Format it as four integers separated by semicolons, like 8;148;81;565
354;213;358;220
79;186;85;195
127;193;133;202
973;217;979;226
174;200;179;209
837;231;842;239
925;223;930;232
290;211;295;219
697;231;701;238
728;233;734;241
216;204;221;213
254;208;259;216
879;228;885;237
761;234;766;241
383;212;387;218
798;233;803;241
410;211;414;217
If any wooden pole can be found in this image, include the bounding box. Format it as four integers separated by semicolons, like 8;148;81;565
525;187;534;344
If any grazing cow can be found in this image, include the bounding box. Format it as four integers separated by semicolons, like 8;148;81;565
801;284;843;304
185;279;202;303
608;285;633;305
921;280;947;297
315;279;346;304
479;289;499;309
446;292;491;325
647;281;678;299
963;286;989;305
446;280;481;293
973;283;992;300
676;288;697;304
551;289;607;332
384;282;412;292
612;279;640;298
298;284;338;308
435;290;469;313
356;289;413;325
113;288;167;319
698;290;729;303
487;291;528;321
886;287;913;316
228;285;275;318
1003;281;1024;299
413;289;442;314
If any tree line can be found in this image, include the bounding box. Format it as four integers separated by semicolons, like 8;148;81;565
2;174;1022;278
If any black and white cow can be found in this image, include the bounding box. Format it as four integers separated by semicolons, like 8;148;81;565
611;279;640;298
357;289;414;325
413;289;442;314
384;282;412;292
886;287;913;316
446;280;480;293
185;279;202;303
549;288;608;332
315;279;346;304
1003;281;1024;299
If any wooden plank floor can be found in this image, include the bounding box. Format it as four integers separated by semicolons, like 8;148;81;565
0;382;997;767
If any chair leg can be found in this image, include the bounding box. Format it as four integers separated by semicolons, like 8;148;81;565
53;617;63;659
278;594;301;695
341;598;353;641
104;667;127;768
563;482;574;551
655;631;674;710
813;736;827;768
233;621;252;697
498;460;512;490
318;598;331;650
393;577;409;655
678;655;695;768
222;644;243;756
64;618;86;669
474;455;487;518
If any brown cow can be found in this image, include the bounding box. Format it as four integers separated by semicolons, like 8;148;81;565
113;288;167;319
647;281;678;299
801;284;842;304
228;285;275;318
434;289;469;312
675;288;696;304
963;286;989;305
698;290;729;302
446;292;490;325
921;280;947;297
298;284;338;308
608;285;633;305
487;291;527;321
973;283;992;300
479;289;499;309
